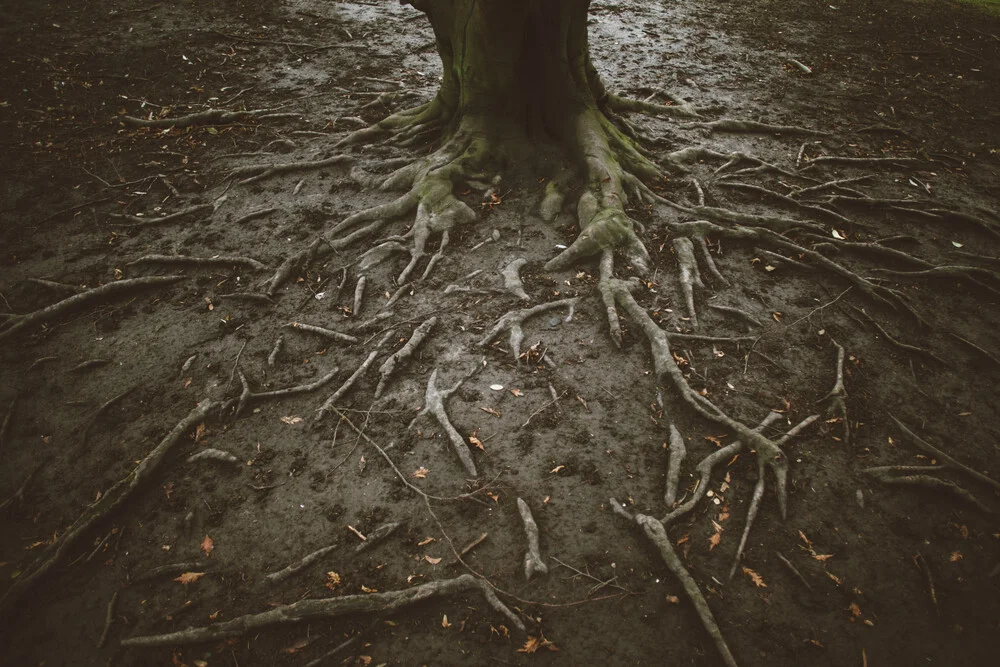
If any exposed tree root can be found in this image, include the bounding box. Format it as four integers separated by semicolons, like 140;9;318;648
913;552;940;615
805;155;929;168
187;448;239;464
502;258;531;301
218;292;275;306
0;394;16;451
232;207;280;225
121;108;285;129
0;399;217;616
674;237;706;328
375;316;437;399
864;468;994;514
706;303;761;328
235;367;339;417
663;423;687;507
889;415;1000;493
717;181;851;224
267;335;283;367
479;299;577;361
316;331;394;421
517;498;548;581
607;91;702;119
853;307;946;365
409;367;478;477
0;275;184;342
121;573;521;648
947;332;1000;367
611;503;738;667
96;590;119;649
108;204;214;228
819;339;850;445
353;275;367;316
682;119;828;136
286;321;359;345
232;155;354;185
126;254;268;271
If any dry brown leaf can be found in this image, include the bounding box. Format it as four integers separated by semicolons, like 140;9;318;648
424;555;442;565
812;553;834;562
666;595;680;604
709;532;722;550
480;406;502;417
469;435;485;451
517;634;559;654
950;551;963;562
325;571;341;590
280;415;303;425
676;534;690;546
773;311;783;322
550;465;565;474
848;602;862;618
441;614;451;628
704;434;727;447
194;422;206;442
200;535;214;557
486;491;500;504
417;537;436;546
174;572;205;585
360;585;377;594
407;574;424;584
742;566;767;588
826;571;843;585
410;467;430;479
511;388;523;397
358;656;372;666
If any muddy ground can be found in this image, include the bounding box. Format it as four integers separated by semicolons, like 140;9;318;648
1;0;999;665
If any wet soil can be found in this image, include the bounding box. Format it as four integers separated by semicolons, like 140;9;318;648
1;1;999;666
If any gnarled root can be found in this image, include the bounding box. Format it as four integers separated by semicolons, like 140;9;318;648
819;339;850;446
479;299;577;361
375;317;437;399
408;367;478;477
673;237;706;328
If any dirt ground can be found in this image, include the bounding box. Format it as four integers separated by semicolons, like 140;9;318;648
1;0;999;665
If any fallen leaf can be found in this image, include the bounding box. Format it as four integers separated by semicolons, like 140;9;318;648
200;535;214;557
280;415;303;425
424;555;442;565
666;595;680;604
442;614;451;628
325;571;341;590
407;574;424;584
550;465;565;474
812;553;834;562
952;241;964;248
742;566;767;588
486;491;500;504
709;532;722;550
417;537;436;547
282;637;311;654
480;406;502;417
489;384;504;391
360;585;377;594
517;634;559;654
848;602;862;618
832;229;846;240
469;435;485;450
510;388;523;397
410;467;430;479
826;571;843;585
704;434;727;447
798;530;814;549
950;551;963;562
194;423;207;442
764;264;776;272
676;534;690;546
174;572;206;585
772;311;783;322
358;656;372;666
806;639;823;648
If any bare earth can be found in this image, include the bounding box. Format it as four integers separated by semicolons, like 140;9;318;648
1;1;999;665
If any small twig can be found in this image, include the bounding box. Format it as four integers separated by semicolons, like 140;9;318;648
775;551;813;593
96;590;119;648
520;391;566;430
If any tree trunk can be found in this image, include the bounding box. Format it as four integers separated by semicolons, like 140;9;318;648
412;0;607;145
